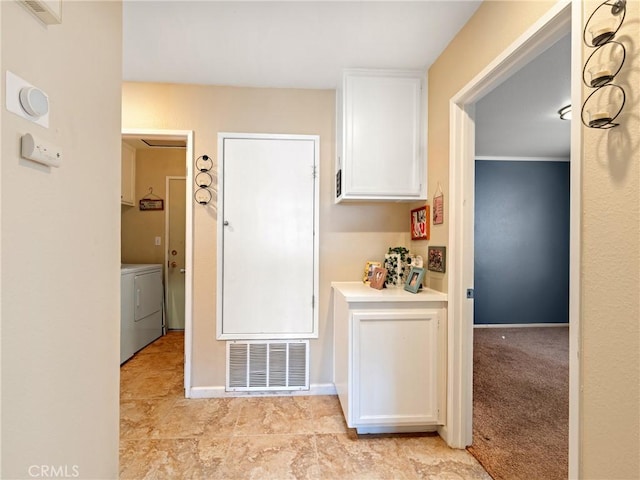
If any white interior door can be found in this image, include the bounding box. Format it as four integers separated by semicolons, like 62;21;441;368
217;134;319;339
166;176;186;330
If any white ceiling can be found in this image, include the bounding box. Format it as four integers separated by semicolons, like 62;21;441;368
123;1;482;89
122;1;571;158
475;34;571;159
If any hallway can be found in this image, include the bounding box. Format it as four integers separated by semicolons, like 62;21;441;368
119;332;490;479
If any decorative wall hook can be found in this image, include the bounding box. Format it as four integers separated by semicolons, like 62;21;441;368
194;155;214;205
582;0;627;129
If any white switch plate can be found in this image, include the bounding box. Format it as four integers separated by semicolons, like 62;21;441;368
155;236;161;246
6;71;49;127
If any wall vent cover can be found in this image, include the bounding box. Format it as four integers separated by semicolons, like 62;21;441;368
226;340;309;392
20;0;62;25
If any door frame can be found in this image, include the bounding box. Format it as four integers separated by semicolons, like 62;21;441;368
165;175;187;330
444;0;581;477
122;128;194;395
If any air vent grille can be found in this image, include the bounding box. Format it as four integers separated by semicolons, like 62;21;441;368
24;1;45;12
226;340;309;392
19;0;62;24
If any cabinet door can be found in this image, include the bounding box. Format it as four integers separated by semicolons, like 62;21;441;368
121;142;135;206
218;134;319;339
339;70;426;201
351;308;439;426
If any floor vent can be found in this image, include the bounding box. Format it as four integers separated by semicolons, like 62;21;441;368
226;340;309;392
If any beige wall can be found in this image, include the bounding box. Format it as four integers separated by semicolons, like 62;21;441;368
429;0;639;477
122;82;410;387
1;2;121;479
121;147;185;264
580;1;639;478
427;0;557;292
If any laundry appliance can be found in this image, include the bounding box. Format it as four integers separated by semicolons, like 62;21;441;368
120;264;164;364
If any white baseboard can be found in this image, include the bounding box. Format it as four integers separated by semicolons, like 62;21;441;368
187;383;337;399
474;323;569;329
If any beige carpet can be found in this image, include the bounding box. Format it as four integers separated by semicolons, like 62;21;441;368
468;327;569;480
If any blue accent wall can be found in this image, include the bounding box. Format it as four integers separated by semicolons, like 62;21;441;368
474;160;570;325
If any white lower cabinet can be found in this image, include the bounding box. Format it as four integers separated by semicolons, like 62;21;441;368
332;282;446;434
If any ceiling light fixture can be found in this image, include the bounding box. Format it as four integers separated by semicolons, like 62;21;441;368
558;105;572;120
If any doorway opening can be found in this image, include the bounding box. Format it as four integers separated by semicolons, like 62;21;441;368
470;32;571;479
121;128;194;394
445;1;581;478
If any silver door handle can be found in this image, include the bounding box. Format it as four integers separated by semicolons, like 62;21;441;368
180;269;186;274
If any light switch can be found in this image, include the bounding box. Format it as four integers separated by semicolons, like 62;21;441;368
155;236;161;246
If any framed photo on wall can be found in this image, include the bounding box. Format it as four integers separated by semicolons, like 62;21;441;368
427;246;446;273
433;183;444;225
410;205;430;240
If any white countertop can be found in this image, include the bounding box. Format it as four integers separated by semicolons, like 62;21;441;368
332;281;447;303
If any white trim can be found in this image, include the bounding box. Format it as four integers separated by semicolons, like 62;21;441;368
474;323;569;329
568;1;583;477
121;128;194;397
188;383;337;399
450;1;572;106
475;156;570;162
445;1;579;469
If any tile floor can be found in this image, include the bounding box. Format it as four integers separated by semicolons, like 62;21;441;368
120;332;491;479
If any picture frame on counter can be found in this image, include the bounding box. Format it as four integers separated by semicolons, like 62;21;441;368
369;267;387;290
363;261;382;284
404;266;425;294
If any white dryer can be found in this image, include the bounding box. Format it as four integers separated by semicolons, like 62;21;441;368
121;264;164;364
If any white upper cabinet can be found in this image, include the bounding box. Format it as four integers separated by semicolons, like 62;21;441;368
336;69;427;202
121;142;136;206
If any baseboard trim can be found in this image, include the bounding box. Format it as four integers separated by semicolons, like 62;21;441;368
187;383;337;399
474;323;569;329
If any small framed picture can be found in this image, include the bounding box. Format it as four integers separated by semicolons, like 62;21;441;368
363;261;382;284
427;246;446;273
404;266;426;294
433;194;444;225
410;205;430;240
369;267;387;290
